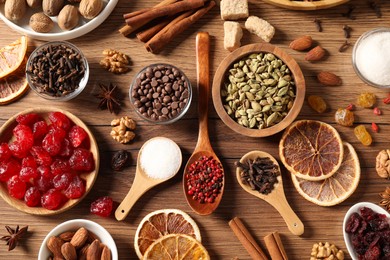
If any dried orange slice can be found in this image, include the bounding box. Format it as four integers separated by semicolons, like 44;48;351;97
291;142;360;206
143;234;210;260
0;36;28;79
0;58;29;105
279;120;344;181
134;209;201;259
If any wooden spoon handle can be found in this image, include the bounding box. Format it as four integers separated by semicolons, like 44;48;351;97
271;196;304;236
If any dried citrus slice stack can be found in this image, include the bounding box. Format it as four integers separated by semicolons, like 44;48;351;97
134;209;202;259
143;234;210;260
279;120;344;181
0;58;29;105
291;142;360;206
0;36;27;78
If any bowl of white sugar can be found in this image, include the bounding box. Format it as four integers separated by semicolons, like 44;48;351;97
353;28;390;88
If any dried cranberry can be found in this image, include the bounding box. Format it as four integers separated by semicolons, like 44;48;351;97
41;188;67;210
50;159;71;176
69;148;94;172
16;113;42;126
35;175;53;192
49;112;71;131
90;196;113;217
68;125;88;148
37;165;51;179
53;172;73;191
13;124;34;153
22;155;37;168
48;125;67;140
19;167;39;182
42;133;62;157
30;146;52;166
32;121;48;141
24;186;41;207
59;138;73;157
64;176;85;199
0;143;12;162
0;159;21;182
7;175;26;199
364;245;380;260
9;141;29;159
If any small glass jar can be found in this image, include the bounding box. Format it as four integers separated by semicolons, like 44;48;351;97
26;41;89;101
129;63;192;124
352;27;390;88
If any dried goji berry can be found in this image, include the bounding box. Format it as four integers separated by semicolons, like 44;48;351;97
373;107;382;115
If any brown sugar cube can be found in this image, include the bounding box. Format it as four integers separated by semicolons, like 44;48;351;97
245;16;275;42
224;21;243;52
220;0;249;20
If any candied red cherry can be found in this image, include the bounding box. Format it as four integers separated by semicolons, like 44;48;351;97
64;176;85;199
35;175;53;192
22;155;37;168
59;138;73;157
37;165;51;179
48;125;67;139
13;124;34;151
53;172;73;191
24;186;41;207
49;112;71;131
50;159;71;176
69;148;94;172
19;167;39;182
41;188;67;210
0;159;21;182
69;126;88;148
7;175;26;199
16;113;42;126
9;141;29;159
90;196;113;217
0;143;11;162
42;133;63;157
32;121;48;141
31;146;52;166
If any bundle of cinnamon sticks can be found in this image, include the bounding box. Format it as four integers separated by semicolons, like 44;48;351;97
119;0;216;53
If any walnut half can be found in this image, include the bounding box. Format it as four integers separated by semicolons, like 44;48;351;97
110;116;136;144
310;242;344;260
100;49;131;74
376;149;390;179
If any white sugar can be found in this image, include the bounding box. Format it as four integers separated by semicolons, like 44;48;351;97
355;31;390;86
140;137;182;180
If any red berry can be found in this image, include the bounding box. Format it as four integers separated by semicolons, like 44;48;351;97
13;124;34;150
49;112;72;131
30;146;52;166
19;167;39;182
41;188;67;210
383;96;390;104
59;138;73;157
53;172;73;191
35;175;53;192
346;103;355;111
0;159;21;182
32;121;48;141
372;122;379;133
90;196;113;217
68;126;88;148
24;186;41;207
42;133;63;157
37;165;51;179
9;141;29;159
0;143;12;162
16;113;42;126
7;175;26;199
22;155;37;168
69;148;94;172
373;107;382;115
64;176;85;199
50;159;71;176
48;125;67;140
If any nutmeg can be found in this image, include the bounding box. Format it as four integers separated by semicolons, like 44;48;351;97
5;0;27;21
29;12;54;33
79;0;103;19
58;5;79;31
43;0;64;16
26;0;42;8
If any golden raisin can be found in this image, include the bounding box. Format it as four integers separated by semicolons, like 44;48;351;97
357;92;376;108
335;108;354;126
354;125;372;146
308;95;327;113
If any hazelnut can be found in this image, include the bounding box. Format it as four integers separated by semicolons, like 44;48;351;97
58;5;80;31
79;0;103;19
5;0;27;21
43;0;65;16
26;0;42;8
29;12;54;33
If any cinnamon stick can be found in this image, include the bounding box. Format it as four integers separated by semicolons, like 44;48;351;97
229;217;269;260
136;18;172;43
145;1;215;53
264;232;288;260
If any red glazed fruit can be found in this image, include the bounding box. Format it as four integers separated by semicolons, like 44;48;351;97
59;138;73;157
64;176;85;199
0;159;21;182
49;112;71;131
53;172;73;191
16;113;42;126
32;120;48;140
69;125;88;148
90;196;113;217
19;167;39;182
24;186;41;207
35;175;53;193
9;141;29;159
69;148;94;172
50;159;71;176
7;175;26;199
41;189;67;210
0;143;12;162
30;146;52;166
22;155;37;168
42;133;63;157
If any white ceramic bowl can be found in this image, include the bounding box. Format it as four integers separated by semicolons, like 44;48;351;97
342;202;390;260
0;0;118;41
38;219;118;260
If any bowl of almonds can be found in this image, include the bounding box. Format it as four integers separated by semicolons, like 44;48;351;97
212;43;305;137
38;219;118;260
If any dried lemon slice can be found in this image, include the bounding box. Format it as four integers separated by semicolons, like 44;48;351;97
0;57;29;105
0;36;27;79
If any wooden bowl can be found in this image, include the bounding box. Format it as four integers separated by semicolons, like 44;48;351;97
212;43;305;137
261;0;350;10
0;107;99;215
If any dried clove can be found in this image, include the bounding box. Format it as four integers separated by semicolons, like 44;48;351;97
368;0;382;18
342;5;356;20
338;40;351;52
313;18;322;32
343;25;352;38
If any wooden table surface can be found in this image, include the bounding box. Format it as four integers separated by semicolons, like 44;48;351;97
1;0;390;259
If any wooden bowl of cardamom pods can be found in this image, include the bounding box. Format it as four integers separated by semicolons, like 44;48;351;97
212;43;305;137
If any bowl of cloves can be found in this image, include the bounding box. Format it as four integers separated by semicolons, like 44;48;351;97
26;41;89;101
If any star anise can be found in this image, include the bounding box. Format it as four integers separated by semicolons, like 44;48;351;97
95;83;121;114
0;225;28;251
379;186;390;212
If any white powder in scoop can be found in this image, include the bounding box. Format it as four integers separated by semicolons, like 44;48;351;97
355;31;390;86
140;137;182;180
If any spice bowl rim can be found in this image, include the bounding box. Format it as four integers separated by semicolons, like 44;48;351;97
129;63;192;125
26;40;89;101
38;219;118;260
352;27;390;89
342;202;390;260
212;43;306;137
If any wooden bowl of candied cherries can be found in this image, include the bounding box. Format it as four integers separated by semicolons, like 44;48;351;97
0;107;99;215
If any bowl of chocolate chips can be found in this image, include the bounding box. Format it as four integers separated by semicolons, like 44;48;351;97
26;41;89;101
129;63;192;124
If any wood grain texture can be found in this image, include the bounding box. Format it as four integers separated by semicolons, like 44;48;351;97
0;0;389;259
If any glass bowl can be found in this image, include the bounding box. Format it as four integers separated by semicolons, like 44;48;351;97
26;41;89;101
129;63;192;124
352;27;390;88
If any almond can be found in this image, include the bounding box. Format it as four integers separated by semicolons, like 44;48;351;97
317;71;342;86
70;227;88;249
100;245;111;260
59;231;75;242
289;35;313;51
47;236;64;258
87;240;102;260
61;242;77;260
79;243;90;260
305;46;326;61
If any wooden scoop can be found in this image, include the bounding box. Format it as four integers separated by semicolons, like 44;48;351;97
182;32;225;215
236;151;304;236
115;137;182;221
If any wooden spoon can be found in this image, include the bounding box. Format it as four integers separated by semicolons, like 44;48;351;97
115;137;182;221
182;32;225;215
236;151;304;236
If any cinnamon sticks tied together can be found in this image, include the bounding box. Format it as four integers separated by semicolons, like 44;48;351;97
119;0;216;53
